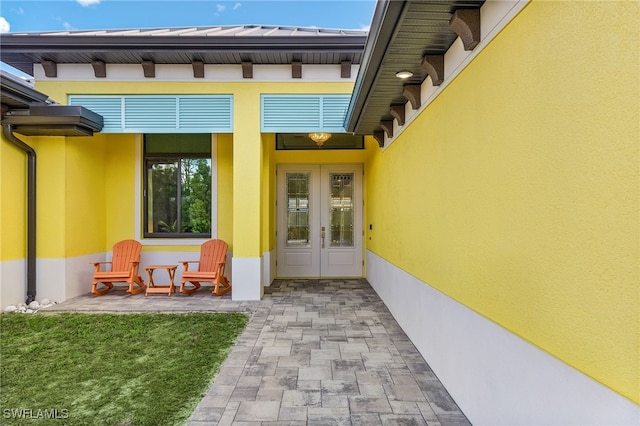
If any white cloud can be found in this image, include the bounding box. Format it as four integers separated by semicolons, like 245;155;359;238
216;4;226;13
233;3;241;10
63;22;73;31
0;17;10;33
76;0;100;7
16;8;25;15
360;24;371;31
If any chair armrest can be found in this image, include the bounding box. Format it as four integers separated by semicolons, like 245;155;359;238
129;261;140;273
90;261;111;272
180;260;199;271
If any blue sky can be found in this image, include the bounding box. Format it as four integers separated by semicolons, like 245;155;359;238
0;0;376;33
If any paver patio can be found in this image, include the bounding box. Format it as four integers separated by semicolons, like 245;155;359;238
45;279;470;425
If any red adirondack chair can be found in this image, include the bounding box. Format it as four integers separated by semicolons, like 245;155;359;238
90;239;145;296
180;239;231;296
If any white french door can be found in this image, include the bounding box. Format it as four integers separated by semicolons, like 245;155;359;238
276;164;363;278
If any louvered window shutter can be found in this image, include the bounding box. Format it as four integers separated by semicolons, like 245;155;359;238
261;94;350;133
68;96;123;131
68;95;233;133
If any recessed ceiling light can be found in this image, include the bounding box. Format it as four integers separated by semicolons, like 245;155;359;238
395;70;413;79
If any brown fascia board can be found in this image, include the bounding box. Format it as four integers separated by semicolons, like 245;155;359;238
0;34;367;75
0;34;367;52
344;0;408;134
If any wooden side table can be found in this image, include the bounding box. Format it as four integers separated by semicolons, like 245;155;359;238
144;265;178;296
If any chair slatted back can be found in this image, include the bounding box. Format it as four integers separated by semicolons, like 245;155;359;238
199;239;228;272
110;240;141;272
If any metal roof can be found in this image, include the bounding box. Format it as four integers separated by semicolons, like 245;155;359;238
0;25;368;76
8;25;366;38
346;0;485;135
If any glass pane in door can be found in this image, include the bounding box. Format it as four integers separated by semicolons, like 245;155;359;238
329;173;354;247
286;172;311;247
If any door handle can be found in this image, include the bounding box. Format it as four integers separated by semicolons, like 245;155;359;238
321;226;325;249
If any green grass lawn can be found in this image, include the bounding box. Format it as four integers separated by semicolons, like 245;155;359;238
0;312;248;425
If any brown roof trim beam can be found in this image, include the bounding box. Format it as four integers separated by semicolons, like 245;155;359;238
373;130;385;148
341;60;352;78
141;60;155;78
450;9;481;51
345;0;485;136
380;119;394;138
390;104;405;126
422;55;444;86
403;84;421;110
91;60;107;78
41;60;57;77
242;61;253;79
292;61;302;79
192;60;205;78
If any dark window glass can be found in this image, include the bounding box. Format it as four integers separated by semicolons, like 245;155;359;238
276;133;364;150
144;134;212;238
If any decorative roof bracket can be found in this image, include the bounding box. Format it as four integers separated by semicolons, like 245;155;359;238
450;9;481;51
380;119;394;138
422;55;444;86
91;61;106;78
141;61;155;78
403;84;421;110
242;61;253;79
341;60;352;78
292;61;302;78
373;129;385;148
42;61;57;78
192;60;205;78
390;104;405;126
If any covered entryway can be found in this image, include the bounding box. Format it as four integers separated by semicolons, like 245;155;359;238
276;164;363;278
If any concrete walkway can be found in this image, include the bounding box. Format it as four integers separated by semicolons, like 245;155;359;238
45;279;470;425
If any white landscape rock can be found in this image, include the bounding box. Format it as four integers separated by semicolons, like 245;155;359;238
3;300;57;314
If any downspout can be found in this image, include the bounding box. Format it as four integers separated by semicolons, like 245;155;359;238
2;124;36;304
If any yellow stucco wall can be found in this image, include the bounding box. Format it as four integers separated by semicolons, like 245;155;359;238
104;134;135;246
31;136;67;258
0;135;27;260
262;134;275;254
232;89;263;258
365;0;639;402
1;131;108;260
64;134;107;256
218;133;234;250
33;80;356;257
2;123;371;262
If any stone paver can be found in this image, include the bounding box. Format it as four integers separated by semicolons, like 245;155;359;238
44;279;470;425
